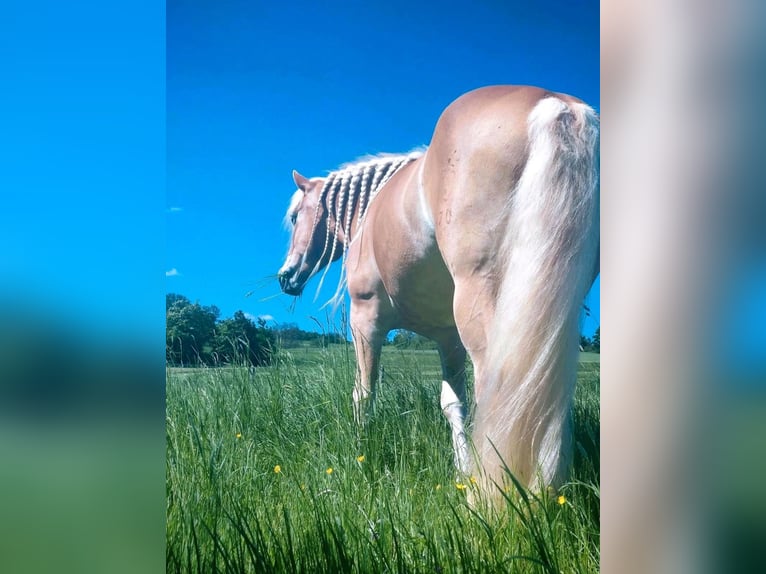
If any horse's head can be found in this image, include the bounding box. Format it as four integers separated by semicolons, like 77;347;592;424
278;170;339;296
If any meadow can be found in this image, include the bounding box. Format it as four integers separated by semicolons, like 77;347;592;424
166;345;600;573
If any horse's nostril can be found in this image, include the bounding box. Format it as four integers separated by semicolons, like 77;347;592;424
278;269;293;289
279;265;297;279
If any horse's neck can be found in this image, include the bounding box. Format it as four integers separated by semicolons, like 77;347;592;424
322;153;421;245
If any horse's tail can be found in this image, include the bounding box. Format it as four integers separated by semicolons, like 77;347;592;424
473;97;599;491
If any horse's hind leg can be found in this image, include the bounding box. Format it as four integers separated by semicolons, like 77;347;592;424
435;330;470;474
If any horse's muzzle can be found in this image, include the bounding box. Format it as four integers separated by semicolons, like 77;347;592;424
278;268;304;296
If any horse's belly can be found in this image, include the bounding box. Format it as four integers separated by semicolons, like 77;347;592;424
382;245;456;332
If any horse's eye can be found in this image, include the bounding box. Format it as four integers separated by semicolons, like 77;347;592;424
290;213;297;225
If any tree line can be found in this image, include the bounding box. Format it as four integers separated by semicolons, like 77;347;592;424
167;292;599;366
166;294;349;366
272;322;347;348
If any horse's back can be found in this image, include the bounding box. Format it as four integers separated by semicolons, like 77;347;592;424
435;85;583;130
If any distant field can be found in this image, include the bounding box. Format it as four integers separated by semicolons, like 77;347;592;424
578;351;601;363
237;344;600;369
166;346;600;573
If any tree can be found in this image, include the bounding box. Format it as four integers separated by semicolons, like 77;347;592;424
392;330;415;348
166;293;190;311
166;294;278;366
166;294;219;365
591;327;600;352
212;310;275;366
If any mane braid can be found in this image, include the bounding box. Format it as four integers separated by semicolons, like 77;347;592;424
358;164;373;221
336;169;363;302
370;162;390;193
312;174;340;296
314;175;341;272
359;165;375;209
329;174;351;260
378;158;406;191
345;170;362;241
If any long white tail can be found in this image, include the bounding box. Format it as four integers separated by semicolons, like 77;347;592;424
473;97;599;490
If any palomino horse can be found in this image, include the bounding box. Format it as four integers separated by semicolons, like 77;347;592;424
278;86;599;493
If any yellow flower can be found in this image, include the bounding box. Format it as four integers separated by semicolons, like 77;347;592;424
435;484;442;490
300;483;307;491
455;483;467;490
469;476;478;485
273;465;281;474
235;433;242;439
326;467;333;475
356;455;365;463
557;495;567;506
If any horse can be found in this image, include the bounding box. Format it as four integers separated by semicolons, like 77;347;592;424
277;85;599;494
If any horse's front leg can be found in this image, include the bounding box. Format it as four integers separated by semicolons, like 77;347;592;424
350;297;387;425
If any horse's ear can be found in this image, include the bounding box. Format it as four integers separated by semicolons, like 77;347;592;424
292;170;310;192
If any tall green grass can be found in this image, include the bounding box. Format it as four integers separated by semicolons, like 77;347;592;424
166;346;599;573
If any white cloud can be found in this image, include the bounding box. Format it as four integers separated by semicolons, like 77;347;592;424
167;206;183;213
258;314;275;323
166;268;180;277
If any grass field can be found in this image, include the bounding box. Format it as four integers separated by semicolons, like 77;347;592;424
166;346;600;573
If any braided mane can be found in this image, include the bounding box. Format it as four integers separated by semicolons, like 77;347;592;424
311;149;424;305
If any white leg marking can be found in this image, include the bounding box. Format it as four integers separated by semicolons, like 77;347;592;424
440;381;469;474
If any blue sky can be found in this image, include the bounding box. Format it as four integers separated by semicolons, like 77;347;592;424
167;0;600;336
2;0;165;344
